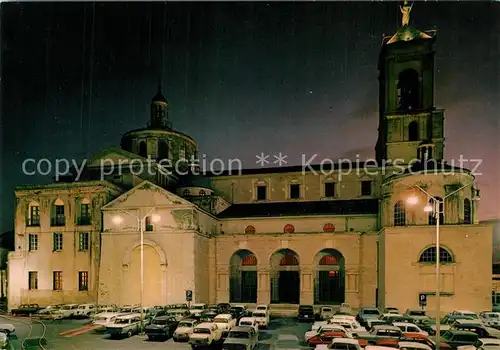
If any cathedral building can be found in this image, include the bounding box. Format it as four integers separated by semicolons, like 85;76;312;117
8;8;492;314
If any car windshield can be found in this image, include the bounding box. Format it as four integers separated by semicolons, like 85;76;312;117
229;331;250;338
97;317;108;321
409;311;426;316
178;322;193;327
300;306;313;311
464;313;478;319
323;308;333;312
441;331;452;340
115;319;130;324
61;306;73;310
257;306;266;310
240;321;253;325
152;319;168;325
363;309;380;315
214;318;228;323
253;313;265;317
193;328;211;334
488;314;500;318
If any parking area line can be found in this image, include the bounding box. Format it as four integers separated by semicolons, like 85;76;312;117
59;324;99;337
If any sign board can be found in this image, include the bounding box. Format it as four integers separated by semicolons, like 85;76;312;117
419;293;427;307
186;290;193;302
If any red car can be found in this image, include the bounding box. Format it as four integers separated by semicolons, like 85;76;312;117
402;332;452;350
307;331;345;347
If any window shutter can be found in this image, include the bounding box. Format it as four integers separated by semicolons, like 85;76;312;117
53;234;56;251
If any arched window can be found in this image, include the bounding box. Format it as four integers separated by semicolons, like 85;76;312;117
319;255;339;265
464;198;472;224
323;223;336;233
418;246;454;263
244;225;256;234
428;197;444;225
139;141;147;157
397;69;421;111
280;254;299;266
394;200;406;226
283;224;295;234
408;121;419;141
199;190;206;196
158;140;169;160
241;254;257;266
182;189;190;196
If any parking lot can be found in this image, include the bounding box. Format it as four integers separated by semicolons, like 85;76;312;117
15;317;311;349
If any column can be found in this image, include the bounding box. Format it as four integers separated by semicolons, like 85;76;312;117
257;268;270;304
216;267;229;303
300;266;314;305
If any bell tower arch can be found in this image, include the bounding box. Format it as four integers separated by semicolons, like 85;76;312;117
375;2;444;165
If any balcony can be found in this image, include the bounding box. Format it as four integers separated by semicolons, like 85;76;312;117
77;215;91;226
26;217;40;227
51;215;66;227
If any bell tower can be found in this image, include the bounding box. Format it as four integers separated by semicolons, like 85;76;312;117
375;1;444;165
150;81;171;129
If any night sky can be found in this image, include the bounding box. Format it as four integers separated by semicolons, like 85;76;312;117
1;2;499;233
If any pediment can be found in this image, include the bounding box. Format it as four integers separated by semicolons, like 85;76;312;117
102;181;193;210
86;147;143;168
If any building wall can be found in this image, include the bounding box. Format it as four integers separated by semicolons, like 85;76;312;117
194;234;211;303
214;232;366;306
380;225;492;314
8;181;122;309
210;171;381;204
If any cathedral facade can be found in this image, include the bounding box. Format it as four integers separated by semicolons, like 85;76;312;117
8;13;492;314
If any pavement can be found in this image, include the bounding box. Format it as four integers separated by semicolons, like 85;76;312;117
1;316;313;349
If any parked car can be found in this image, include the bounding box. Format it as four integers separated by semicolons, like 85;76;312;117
308;331;346;347
144;315;178;340
173;318;199;342
394;322;429;336
59;304;80;318
399;341;433;350
356;307;381;327
298;305;315;322
218;303;231;313
384;307;400;314
340;303;353;315
92;312;125;331
0;332;8;349
222;326;258;350
452;323;500;339
34;309;64;321
441;330;479;349
457;338;500;350
0;324;15;335
369;325;403;338
479;312;500;329
189;303;207;318
320;306;336;320
189;322;222;348
105;313;143;338
199;309;218;322
404;309;431;323
229;306;247;320
214;314;237;338
74;304;96;318
255;304;269;313
11;304;40;316
239;317;259;334
167;309;191;321
305;324;350;341
451;311;480;320
366;319;392;331
252;310;269;329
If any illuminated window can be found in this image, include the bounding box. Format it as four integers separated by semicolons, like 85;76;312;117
241;254;257;266
394;200;406;226
419;247;453;263
319;255;339;265
183;189;190;196
323;223;336;233
53;271;62;291
78;271;89;291
283;224;295;234
245;225;256;234
199;190;206;196
79;232;89;251
28;272;38;290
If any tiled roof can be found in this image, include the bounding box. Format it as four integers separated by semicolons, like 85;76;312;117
217;199;379;218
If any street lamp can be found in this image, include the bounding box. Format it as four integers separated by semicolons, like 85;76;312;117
407;181;477;350
112;208;160;333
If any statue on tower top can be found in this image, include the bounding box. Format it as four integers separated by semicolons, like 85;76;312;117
400;0;413;27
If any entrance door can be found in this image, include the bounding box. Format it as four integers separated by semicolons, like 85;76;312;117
318;270;344;304
278;271;300;304
241;271;257;303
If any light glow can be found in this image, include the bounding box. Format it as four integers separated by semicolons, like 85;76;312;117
112;215;124;225
151;214;161;223
407;196;419;205
423;205;433;213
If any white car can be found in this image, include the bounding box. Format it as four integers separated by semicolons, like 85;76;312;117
480;312;500;328
173;319;199;341
452;310;480;320
399;341;433;350
394;322;429;336
0;324;15;335
59;304;79;318
214;314;236;337
189;303;207;318
255;304;269;312
92;312;125;330
74;304;96;318
304;324;350;341
239;317;259;334
252;311;269;329
329;338;362;350
457;338;500;350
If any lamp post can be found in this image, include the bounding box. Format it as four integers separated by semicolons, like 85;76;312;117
112;208;160;333
407;181;477;350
